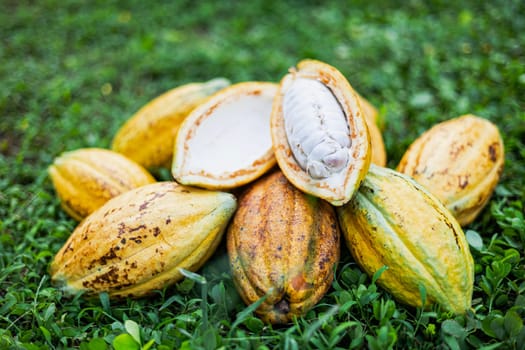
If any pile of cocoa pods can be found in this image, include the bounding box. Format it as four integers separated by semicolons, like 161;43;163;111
48;59;504;324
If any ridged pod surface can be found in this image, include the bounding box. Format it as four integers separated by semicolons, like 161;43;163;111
337;165;474;314
48;148;156;221
227;171;340;324
397;114;504;226
50;182;237;298
271;59;371;206
112;78;230;169
172;82;277;190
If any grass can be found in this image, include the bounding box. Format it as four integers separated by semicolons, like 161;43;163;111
1;0;524;349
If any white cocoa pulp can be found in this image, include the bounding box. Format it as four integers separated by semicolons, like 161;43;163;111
282;78;351;179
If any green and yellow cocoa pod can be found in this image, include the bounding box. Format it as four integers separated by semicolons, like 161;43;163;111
48;148;156;221
50;181;237;298
112;78;230;169
397;114;504;226
227;171;340;324
337;165;474;314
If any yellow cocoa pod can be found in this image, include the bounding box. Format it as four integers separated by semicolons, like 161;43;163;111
358;92;379;125
112;78;230;169
48;148;156;221
367;118;387;167
397;114;504;226
270;59;371;206
337;165;474;314
50;181;237;298
227;171;340;324
357;93;387;166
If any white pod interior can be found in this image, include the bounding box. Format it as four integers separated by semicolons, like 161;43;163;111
172;82;278;190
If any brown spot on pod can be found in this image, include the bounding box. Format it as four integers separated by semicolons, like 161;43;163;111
153;227;161;237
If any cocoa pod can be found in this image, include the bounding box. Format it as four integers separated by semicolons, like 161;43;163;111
357;93;387;167
172;82;277;190
397;114;504;226
227;171;340;324
270;59;371;206
337;165;474;314
48;148;156;221
50;181;237;298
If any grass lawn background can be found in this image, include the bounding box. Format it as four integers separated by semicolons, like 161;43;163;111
1;1;524;349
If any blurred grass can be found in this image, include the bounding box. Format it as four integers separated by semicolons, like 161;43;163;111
1;0;524;349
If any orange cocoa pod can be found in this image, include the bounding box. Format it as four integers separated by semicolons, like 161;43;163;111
227;171;340;324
